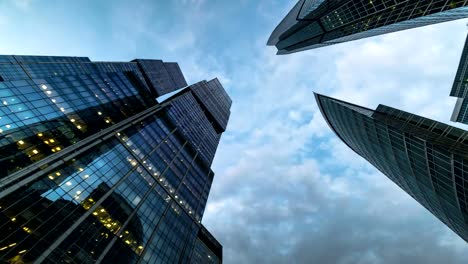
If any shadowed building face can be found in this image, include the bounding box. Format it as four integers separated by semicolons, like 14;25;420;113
315;93;468;243
268;0;468;54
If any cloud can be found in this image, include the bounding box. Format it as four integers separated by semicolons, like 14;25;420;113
329;20;467;124
201;5;468;264
10;0;35;11
100;1;468;262
2;0;466;262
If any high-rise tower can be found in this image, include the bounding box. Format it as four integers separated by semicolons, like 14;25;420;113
268;0;468;54
315;93;468;242
0;55;228;263
451;32;468;125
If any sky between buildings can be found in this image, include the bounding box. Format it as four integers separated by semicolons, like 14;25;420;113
1;0;468;263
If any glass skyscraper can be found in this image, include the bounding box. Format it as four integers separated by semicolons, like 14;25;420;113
315;93;468;242
451;32;468;125
0;55;229;263
268;0;468;54
190;226;222;264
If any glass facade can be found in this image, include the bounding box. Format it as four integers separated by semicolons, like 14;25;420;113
190;226;222;264
315;93;468;243
0;55;228;263
268;0;468;54
451;33;468;124
163;78;232;165
132;59;188;97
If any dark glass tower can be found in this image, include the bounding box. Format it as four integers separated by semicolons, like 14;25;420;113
0;55;229;263
315;93;468;242
190;225;223;264
268;0;468;54
451;32;468;125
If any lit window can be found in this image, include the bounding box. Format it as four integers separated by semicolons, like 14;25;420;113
18;140;24;145
41;84;47;90
5;125;10;129
98;111;102;115
70;119;76;122
37;133;43;137
46;91;52;95
49;139;55;143
32;149;39;154
65;181;72;186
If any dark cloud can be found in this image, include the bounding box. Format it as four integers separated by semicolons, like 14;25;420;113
3;0;466;262
200;4;468;263
206;154;468;263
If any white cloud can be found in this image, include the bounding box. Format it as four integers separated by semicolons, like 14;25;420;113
3;0;468;262
328;19;468;123
204;13;468;263
10;0;35;11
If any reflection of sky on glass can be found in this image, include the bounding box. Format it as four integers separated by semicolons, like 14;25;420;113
3;0;468;263
41;145;124;204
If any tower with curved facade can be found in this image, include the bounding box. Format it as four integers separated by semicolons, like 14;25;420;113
0;55;227;263
315;93;468;242
268;0;468;54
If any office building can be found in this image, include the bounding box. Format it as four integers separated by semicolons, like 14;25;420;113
190;226;223;264
451;32;468;125
315;93;468;242
268;0;468;54
0;55;228;263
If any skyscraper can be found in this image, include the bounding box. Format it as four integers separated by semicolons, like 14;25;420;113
268;0;468;54
0;55;229;263
190;225;223;264
315;93;468;242
451;32;468;125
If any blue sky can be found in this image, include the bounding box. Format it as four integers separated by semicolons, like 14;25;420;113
2;0;468;263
